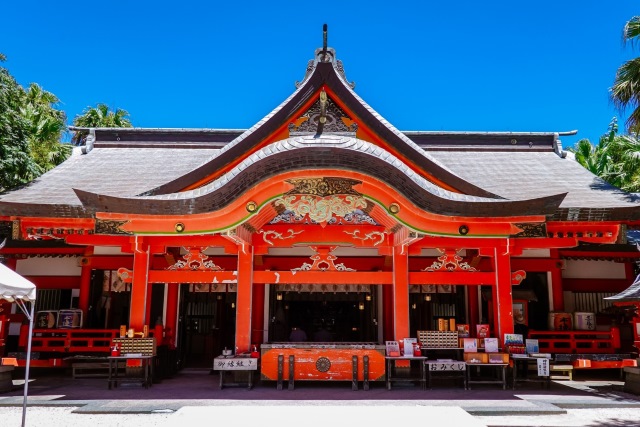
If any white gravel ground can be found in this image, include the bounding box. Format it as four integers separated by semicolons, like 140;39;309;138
2;406;640;427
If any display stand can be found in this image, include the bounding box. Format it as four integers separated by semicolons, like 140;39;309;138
465;363;508;389
424;360;467;389
385;356;427;390
511;356;551;390
107;355;154;389
213;355;259;390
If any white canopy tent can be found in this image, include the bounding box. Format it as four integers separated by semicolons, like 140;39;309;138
0;262;36;427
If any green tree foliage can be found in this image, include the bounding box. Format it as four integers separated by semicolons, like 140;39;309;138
71;104;133;145
610;16;640;133
569;118;640;192
0;54;71;192
0;55;40;192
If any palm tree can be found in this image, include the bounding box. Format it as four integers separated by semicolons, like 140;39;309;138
571;138;609;176
569;118;640;191
610;16;640;133
71;103;133;145
21;83;71;173
607;134;640;192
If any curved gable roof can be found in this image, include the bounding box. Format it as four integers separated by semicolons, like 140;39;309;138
142;48;498;199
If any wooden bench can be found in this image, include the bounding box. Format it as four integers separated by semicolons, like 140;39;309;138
550;364;573;380
72;361;124;379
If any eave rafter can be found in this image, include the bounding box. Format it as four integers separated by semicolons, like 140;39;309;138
14;217;95;241
546;221;620;244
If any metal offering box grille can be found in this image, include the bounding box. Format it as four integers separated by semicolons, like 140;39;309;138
112;338;156;356
418;331;459;348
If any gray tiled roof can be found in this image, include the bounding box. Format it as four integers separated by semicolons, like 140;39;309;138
427;151;640;209
72;135;565;217
0;147;219;206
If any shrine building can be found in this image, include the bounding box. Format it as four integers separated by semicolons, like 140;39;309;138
1;34;640;373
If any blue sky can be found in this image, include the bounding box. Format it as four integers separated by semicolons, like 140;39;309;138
1;1;638;149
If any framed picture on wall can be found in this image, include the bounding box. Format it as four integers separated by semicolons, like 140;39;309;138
513;300;527;326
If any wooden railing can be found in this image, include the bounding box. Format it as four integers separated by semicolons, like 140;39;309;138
528;327;620;354
25;329;120;354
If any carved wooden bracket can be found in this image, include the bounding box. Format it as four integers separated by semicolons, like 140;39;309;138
167;247;223;271
292;246;356;272
423;248;478;272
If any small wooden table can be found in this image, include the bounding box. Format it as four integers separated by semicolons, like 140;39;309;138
466;363;508;389
511;356;551;390
213;355;259;390
385;356;427;390
107;355;154;389
425;360;467;389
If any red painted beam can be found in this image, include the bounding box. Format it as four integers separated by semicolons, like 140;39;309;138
25;276;80;289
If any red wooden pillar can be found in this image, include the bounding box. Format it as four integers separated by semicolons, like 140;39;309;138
251;283;265;346
78;248;93;317
129;239;150;331
468;285;479;334
550;249;564;311
165;283;179;346
492;247;514;341
393;245;410;340
235;246;253;353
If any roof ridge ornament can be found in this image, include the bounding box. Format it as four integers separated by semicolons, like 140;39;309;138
295;25;355;89
321;23;328;63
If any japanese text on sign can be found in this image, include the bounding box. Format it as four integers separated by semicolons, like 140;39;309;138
213;357;258;371
427;362;466;371
537;358;549;377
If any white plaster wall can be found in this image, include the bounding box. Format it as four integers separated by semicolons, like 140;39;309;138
516;249;550;258
93;246;125;255
16;256;82;276
563;259;626;279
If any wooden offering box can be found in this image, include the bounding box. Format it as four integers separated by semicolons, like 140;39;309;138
464;352;488;364
260;343;386;382
487;353;509;364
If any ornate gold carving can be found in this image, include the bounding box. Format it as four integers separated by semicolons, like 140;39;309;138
423;249;477;272
274;195;367;224
167;247;223;271
288;96;358;133
12;221;20;240
285;177;361;197
96;219;131;235
343;229;387;246
292;246;356;272
513;223;547;238
258;228;304;246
